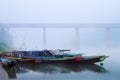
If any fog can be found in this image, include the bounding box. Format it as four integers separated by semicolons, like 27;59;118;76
0;0;120;24
0;0;120;54
0;24;12;51
0;24;120;54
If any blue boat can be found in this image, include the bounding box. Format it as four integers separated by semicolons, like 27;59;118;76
0;57;17;68
9;49;109;64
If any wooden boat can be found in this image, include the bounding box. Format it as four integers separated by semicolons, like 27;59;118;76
9;49;109;64
0;57;17;68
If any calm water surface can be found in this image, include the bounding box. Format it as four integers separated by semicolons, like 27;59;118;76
0;53;120;80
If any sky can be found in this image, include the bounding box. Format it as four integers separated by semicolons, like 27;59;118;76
0;0;120;24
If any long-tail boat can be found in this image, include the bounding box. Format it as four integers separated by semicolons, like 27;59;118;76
8;49;109;64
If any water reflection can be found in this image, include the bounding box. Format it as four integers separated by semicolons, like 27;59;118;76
3;67;17;79
3;62;107;79
17;62;107;73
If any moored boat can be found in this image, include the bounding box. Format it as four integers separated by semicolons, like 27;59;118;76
7;49;109;64
0;57;17;68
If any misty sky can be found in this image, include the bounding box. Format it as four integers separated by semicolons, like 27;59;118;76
6;25;120;51
0;1;120;53
0;0;120;24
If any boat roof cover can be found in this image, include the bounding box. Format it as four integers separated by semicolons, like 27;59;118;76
48;50;64;55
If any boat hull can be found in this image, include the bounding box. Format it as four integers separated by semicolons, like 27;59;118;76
20;55;108;64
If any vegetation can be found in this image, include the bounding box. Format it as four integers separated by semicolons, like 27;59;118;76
0;43;9;53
